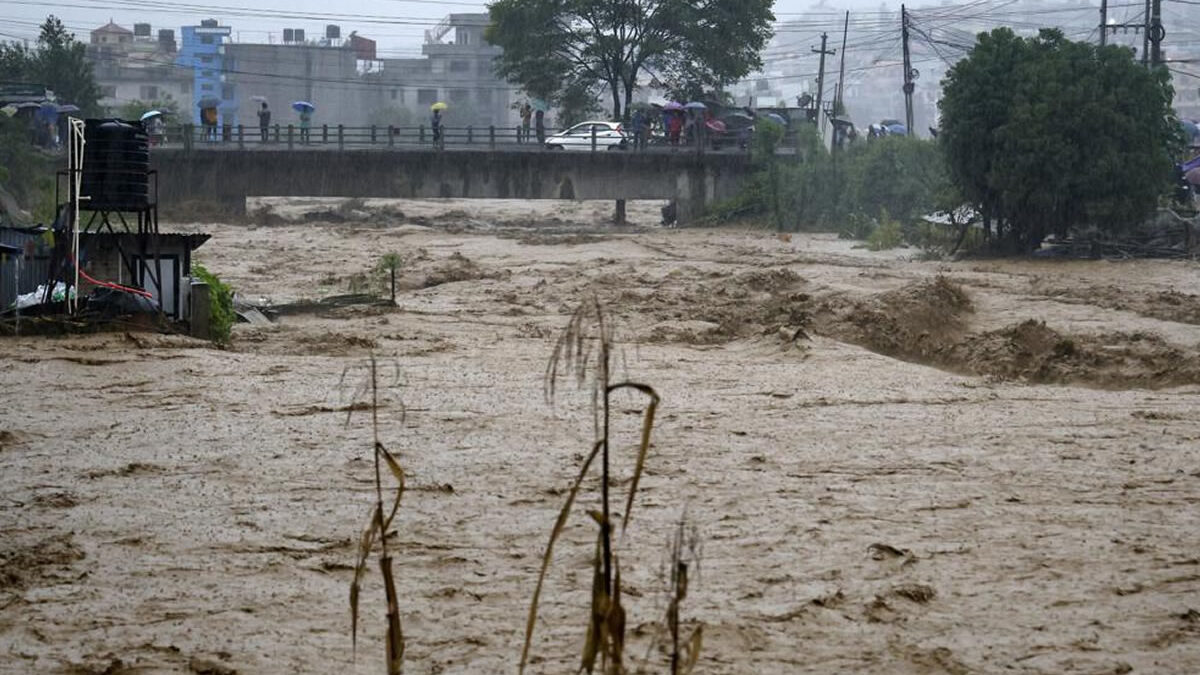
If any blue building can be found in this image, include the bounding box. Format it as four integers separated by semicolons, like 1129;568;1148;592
176;19;236;126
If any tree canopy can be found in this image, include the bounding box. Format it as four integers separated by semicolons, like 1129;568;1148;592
0;16;101;116
939;28;1180;251
485;0;774;121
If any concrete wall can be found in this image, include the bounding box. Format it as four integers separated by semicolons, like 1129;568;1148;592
150;148;751;222
226;44;364;128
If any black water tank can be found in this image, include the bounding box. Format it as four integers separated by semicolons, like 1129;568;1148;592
80;119;150;212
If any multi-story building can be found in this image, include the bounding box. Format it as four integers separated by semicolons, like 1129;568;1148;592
225;37;362;128
177;19;234;126
370;14;515;128
88;21;189;114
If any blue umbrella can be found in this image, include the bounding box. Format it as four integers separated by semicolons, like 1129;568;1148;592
292;101;315;113
530;98;549;113
684;101;707;110
141;110;164;122
764;113;788;126
56;104;80;114
885;123;908;136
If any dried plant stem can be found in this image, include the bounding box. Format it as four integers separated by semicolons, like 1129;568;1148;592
350;355;406;672
530;298;664;675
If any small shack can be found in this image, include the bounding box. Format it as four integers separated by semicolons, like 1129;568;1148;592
0;226;209;321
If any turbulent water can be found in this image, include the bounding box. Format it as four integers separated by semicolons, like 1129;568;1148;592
3;198;1200;674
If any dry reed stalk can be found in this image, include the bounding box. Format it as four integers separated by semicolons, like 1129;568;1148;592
347;356;406;674
521;299;660;675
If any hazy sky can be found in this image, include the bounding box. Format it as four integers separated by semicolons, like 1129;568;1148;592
0;0;903;56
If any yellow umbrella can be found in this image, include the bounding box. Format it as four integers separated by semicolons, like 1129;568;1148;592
431;102;448;111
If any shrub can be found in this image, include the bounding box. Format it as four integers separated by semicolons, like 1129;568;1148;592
191;263;234;343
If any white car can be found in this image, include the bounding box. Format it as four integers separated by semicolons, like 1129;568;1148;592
545;121;627;151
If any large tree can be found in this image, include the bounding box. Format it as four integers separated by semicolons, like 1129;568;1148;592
0;16;101;115
939;28;1180;251
485;0;774;121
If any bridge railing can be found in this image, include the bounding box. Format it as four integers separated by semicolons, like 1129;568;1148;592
157;122;794;155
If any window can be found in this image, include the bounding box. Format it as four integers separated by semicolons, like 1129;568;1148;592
200;55;213;63
100;85;117;98
449;88;469;103
417;88;438;106
450;60;469;73
180;81;192;94
390;89;397;101
139;85;159;100
475;89;491;106
201;83;214;91
221;83;235;100
201;35;213;44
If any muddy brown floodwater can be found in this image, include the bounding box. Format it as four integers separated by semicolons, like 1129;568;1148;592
3;198;1200;674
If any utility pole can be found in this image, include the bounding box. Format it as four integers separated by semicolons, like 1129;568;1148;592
833;11;850;155
836;10;849;115
1143;0;1150;65
813;32;835;139
901;5;915;136
1099;0;1107;47
1150;0;1164;67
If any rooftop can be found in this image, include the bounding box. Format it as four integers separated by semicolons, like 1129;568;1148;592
93;20;133;35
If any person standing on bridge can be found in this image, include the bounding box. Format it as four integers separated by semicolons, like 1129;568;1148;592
535;108;545;145
299;107;312;145
258;102;271;143
631;108;647;151
519;102;531;143
431;107;444;149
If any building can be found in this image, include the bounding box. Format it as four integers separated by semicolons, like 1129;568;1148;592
225;41;362;128
88;20;188;114
90;20;133;49
370;14;514;128
177;20;234;126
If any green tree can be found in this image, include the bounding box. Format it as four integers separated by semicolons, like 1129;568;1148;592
486;0;774;122
0;16;101;115
940;28;1180;252
116;93;180;121
555;79;602;127
841;135;946;228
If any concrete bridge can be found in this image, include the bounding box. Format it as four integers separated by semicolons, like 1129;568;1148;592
149;148;753;223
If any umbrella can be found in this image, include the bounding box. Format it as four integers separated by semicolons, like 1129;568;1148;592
36;103;57;122
704;119;726;133
0;105;16;117
197;96;220;108
881;118;903;127
764;113;788;126
663;101;684;111
684;101;707;110
292;101;315;113
430;101;448;112
530;98;548;112
885;123;908;135
141;110;164;121
250;95;268;102
1182;119;1199;141
56;104;80;113
722;112;754;130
